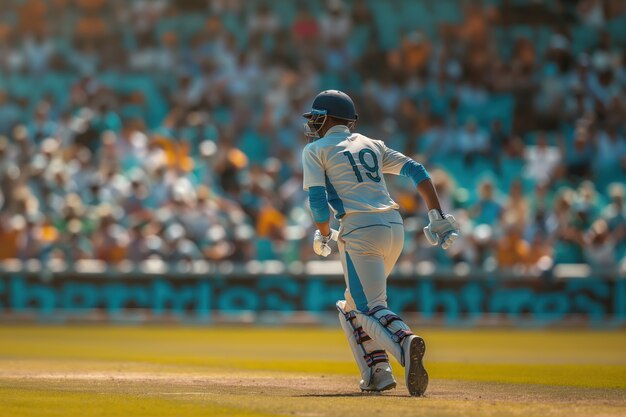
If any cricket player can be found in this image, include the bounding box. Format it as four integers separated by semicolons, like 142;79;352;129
301;90;459;396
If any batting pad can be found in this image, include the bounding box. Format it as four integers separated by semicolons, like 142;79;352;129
353;305;414;367
336;300;392;387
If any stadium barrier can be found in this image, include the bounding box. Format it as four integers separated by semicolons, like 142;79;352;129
0;259;624;328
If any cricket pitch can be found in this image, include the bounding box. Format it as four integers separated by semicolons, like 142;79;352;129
0;326;625;417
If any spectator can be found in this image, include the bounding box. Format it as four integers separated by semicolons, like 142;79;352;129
0;0;620;268
502;180;530;231
526;232;553;271
458;119;489;166
292;4;320;44
488;120;508;174
92;205;128;264
584;218;615;266
470;179;502;227
0;214;20;259
420;116;454;160
319;0;351;45
595;125;626;171
351;0;373;28
23;33;55;74
495;225;530;269
603;183;626;259
389;31;431;77
560;125;594;180
53;218;93;262
524;132;562;186
0;90;21;135
248;3;280;38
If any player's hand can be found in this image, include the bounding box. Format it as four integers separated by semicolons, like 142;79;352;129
423;209;459;250
313;229;339;257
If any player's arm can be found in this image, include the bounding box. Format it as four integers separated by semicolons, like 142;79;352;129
416;177;443;215
382;145;459;249
308;186;331;237
302;146;338;257
381;145;435;204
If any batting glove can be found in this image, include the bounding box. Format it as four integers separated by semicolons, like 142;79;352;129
423;209;460;250
313;229;339;257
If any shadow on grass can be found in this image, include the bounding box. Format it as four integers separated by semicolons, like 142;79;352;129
294;393;411;398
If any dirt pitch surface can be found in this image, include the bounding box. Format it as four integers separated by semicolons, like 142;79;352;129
0;326;625;417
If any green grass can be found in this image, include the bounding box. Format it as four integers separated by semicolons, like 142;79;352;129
1;327;625;388
0;387;288;417
1;326;625;417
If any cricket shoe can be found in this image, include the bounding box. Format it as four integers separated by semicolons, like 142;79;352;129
360;363;396;392
403;335;428;396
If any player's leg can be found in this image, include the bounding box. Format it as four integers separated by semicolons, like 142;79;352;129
343;220;428;396
383;220;404;278
385;222;428;396
337;236;395;392
341;236;411;366
336;300;396;392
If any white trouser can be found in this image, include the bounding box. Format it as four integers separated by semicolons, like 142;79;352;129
337;210;415;366
338;210;404;312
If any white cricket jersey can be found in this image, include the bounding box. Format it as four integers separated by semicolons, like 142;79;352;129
302;125;413;218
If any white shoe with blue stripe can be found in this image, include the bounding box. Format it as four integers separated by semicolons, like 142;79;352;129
360;363;396;392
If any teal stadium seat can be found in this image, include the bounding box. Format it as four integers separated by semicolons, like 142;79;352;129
425;92;451;117
41;74;74;107
221;13;248;49
7;75;38;102
572;25;599;54
401;0;435;38
347;25;371;58
97;74;167;128
500;157;526;191
239;128;269;165
367;0;401;51
510;25;535;44
0;8;16;25
243;0;262;14
432;0;463;24
121;27;137;51
534;26;554;58
493;27;513;61
212;106;231;126
344;71;363;92
274;1;297;28
256;238;277;261
484;95;515;133
0;72;7;91
154;16;180;42
178;14;207;44
607;15;626;45
319;72;343;91
441;154;468;186
481;0;504;6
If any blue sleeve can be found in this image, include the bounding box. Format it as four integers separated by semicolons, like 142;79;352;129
308;186;330;223
400;160;430;187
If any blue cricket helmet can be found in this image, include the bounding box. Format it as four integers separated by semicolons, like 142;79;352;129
303;90;358;121
303;90;358;138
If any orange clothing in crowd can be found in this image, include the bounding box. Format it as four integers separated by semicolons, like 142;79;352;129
256;204;286;238
495;233;530;268
0;228;19;259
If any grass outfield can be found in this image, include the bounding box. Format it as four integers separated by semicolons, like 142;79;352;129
0;326;625;417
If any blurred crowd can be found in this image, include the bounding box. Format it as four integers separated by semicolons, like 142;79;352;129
0;0;625;272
